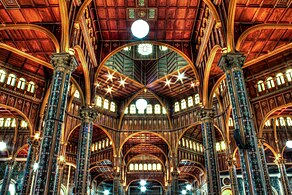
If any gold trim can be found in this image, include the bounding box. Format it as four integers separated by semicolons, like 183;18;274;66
202;45;221;106
59;0;69;52
118;131;171;155
236;24;292;51
0;24;60;53
227;0;237;52
95;41;200;84
74;45;91;105
0;43;52;68
75;0;92;22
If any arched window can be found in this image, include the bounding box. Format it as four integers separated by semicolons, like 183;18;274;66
189;140;193;149
153;163;157;170
196;143;200;152
154;104;161;114
27;81;36;93
96;96;102;107
106;139;109;147
162;107;166;114
286;69;292;82
276;119;279;126
287;117;292;126
146;104;153;114
276;73;285;85
186;139;189;148
228;117;234;127
74;90;80;98
279;117;285;126
194;94;200;104
7;74;16;86
0;118;4;127
182;138;185;147
188;96;193;107
110;102;116;112
4;118;11;127
157;163;162;171
181;99;187;110
174;102;180;112
139;163;143;170
98;141;102;150
103;99;109;109
264;120;271;127
143;163;147;171
266;77;275;89
102;140;105;148
130;104;136;114
193;142;196;151
95;143;98;151
134;164;138;171
200;144;203;152
148;163;152;170
124;107;128;114
91;144;95;152
257;80;265;92
216;142;221;151
129;164;134;171
0;70;6;82
11;118;16;127
221;141;226;150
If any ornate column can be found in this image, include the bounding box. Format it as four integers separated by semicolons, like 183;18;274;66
33;53;77;194
20;136;39;195
258;138;273;195
171;170;179;195
54;155;66;195
219;52;267;194
113;172;121;195
0;159;15;194
198;108;221;194
227;155;239;195
275;156;291;194
74;107;98;194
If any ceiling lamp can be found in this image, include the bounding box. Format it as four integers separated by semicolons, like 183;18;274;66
131;19;149;39
104;190;110;195
286;140;292;148
141;186;146;192
0;141;7;151
136;99;148;112
182;190;187;195
186;184;192;191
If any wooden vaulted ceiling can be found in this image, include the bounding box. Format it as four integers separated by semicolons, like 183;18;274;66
91;0;200;41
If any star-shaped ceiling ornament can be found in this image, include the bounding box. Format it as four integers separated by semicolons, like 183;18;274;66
118;77;128;88
106;71;115;82
105;85;113;95
175;70;187;84
190;81;195;88
164;77;172;88
95;82;100;88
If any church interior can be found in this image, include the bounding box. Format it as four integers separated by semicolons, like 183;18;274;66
0;0;291;194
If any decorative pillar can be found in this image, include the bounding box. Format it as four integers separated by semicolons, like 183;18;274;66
54;155;66;195
198;108;221;194
74;107;98;194
219;52;267;194
33;53;77;194
0;159;15;194
171;170;179;195
113;172;121;195
275;156;291;194
20;136;39;195
258;138;273;195
227;155;239;195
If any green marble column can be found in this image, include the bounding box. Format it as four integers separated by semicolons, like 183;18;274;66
74;107;98;194
219;52;268;194
33;53;77;194
0;159;15;194
113;172;121;195
227;155;239;195
198;108;221;195
171;170;179;195
275;157;291;195
20;136;39;195
54;156;66;195
258;138;273;195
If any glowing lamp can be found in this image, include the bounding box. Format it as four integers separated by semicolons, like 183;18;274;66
136;99;147;112
0;141;7;151
286;140;292;149
131;20;149;39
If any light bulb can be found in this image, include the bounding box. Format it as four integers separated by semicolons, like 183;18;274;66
186;184;192;190
0;141;7;151
131;19;149;39
141;186;146;192
140;180;147;186
136;99;147;111
182;190;187;195
104;190;110;195
286;140;292;148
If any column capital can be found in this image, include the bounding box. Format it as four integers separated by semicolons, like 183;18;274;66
219;52;246;72
197;107;214;121
79;106;98;122
257;137;265;145
171;171;179;177
274;155;285;165
50;52;78;72
227;156;237;167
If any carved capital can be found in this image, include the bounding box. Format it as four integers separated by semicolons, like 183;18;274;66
227;156;237;167
197;108;214;121
50;52;78;73
219;52;246;72
274;155;285;165
79;107;98;122
171;171;179;178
